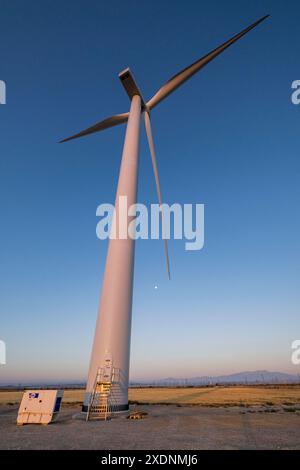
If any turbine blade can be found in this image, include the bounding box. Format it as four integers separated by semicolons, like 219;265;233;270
147;14;269;109
144;111;171;280
59;112;129;143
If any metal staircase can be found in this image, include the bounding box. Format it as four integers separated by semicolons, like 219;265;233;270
86;366;124;421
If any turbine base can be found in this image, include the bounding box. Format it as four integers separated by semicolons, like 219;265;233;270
82;403;129;413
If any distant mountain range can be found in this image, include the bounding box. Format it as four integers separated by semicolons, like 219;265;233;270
131;370;300;386
1;370;299;388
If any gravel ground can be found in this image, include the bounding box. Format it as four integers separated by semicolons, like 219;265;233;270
0;404;300;450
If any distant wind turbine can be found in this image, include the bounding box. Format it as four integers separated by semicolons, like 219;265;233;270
60;15;269;415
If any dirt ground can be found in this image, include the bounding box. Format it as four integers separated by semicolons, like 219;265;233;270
0;403;300;450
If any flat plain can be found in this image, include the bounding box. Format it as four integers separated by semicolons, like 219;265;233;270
1;385;300;407
0;386;300;450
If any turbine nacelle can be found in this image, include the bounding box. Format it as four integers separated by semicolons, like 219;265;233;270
118;68;148;112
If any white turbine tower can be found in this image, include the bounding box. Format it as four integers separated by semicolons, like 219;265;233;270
61;15;269;414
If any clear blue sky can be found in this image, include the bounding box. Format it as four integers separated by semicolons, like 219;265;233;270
0;0;299;384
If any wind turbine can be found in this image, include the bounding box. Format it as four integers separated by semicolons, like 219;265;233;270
60;15;269;414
